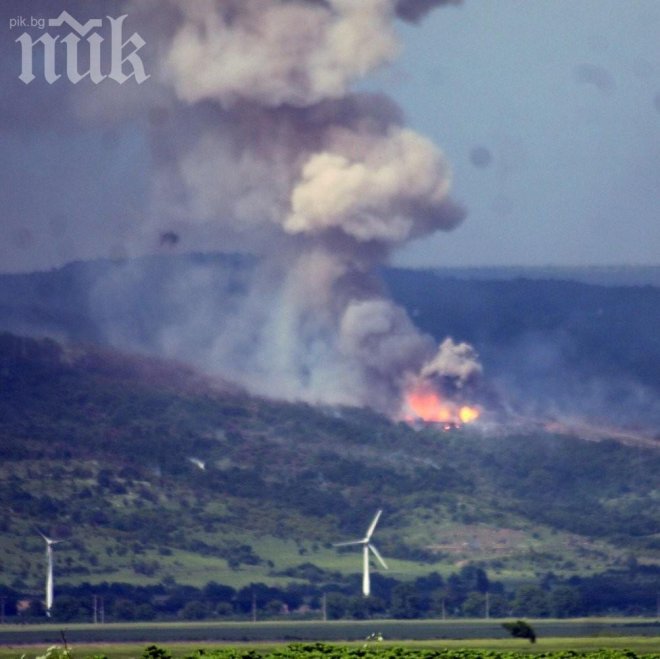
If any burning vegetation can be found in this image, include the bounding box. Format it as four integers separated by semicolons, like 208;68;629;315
12;0;481;417
116;0;480;415
400;337;483;428
403;385;481;428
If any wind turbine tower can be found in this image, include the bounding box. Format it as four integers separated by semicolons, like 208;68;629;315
39;532;62;616
334;510;388;597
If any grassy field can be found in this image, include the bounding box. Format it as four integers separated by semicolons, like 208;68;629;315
1;637;659;659
6;529;626;594
3;333;659;598
0;618;658;656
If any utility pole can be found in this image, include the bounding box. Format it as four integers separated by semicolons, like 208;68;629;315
100;596;105;624
485;592;490;619
441;597;446;620
321;593;327;622
251;591;257;623
92;595;98;624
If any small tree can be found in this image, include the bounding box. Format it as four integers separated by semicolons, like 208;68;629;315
461;592;485;617
325;592;349;620
142;645;171;659
390;582;421;619
502;620;537;643
550;585;583;617
180;600;208;620
512;584;550;617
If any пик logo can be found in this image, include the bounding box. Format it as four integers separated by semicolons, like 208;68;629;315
16;10;149;84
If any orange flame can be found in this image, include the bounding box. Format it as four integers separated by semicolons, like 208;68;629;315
459;405;480;424
404;387;480;426
406;390;454;423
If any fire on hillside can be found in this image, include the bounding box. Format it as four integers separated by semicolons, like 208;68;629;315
400;383;481;430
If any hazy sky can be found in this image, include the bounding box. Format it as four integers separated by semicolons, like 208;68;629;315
387;0;660;267
1;0;659;273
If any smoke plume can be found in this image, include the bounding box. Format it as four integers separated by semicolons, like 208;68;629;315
131;0;476;411
2;0;476;414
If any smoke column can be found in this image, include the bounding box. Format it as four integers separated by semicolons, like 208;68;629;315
0;0;477;413
117;0;479;413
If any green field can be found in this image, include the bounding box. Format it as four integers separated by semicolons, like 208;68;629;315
1;637;659;659
0;618;659;657
2;331;659;602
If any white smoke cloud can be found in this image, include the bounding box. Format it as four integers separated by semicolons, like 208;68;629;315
2;0;476;413
338;298;434;407
128;0;480;412
421;337;483;387
285;127;457;243
161;0;399;108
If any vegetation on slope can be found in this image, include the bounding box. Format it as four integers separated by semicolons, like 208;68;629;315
0;332;658;620
1;255;660;432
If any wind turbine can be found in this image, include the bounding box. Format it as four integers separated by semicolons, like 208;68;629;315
187;457;206;470
334;510;388;597
38;532;62;617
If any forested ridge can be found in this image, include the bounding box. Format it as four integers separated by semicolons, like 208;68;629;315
0;332;658;621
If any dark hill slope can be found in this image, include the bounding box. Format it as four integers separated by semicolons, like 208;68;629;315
1;256;659;428
382;269;660;427
0;333;658;592
383;269;660;388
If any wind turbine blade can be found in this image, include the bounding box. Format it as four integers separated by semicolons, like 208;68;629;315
333;540;365;547
369;543;388;570
363;544;370;597
35;528;51;543
365;509;382;541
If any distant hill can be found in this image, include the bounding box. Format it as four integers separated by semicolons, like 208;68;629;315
1;254;659;431
419;265;660;287
382;268;660;431
1;256;659;619
0;331;658;602
0;253;254;346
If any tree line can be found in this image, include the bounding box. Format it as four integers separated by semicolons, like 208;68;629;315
1;563;658;622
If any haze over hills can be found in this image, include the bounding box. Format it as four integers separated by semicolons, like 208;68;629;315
1;254;659;436
0;331;658;583
415;266;660;288
0;255;659;618
381;266;660;437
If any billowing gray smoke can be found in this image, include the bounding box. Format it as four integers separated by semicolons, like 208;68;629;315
120;0;476;413
2;0;476;414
